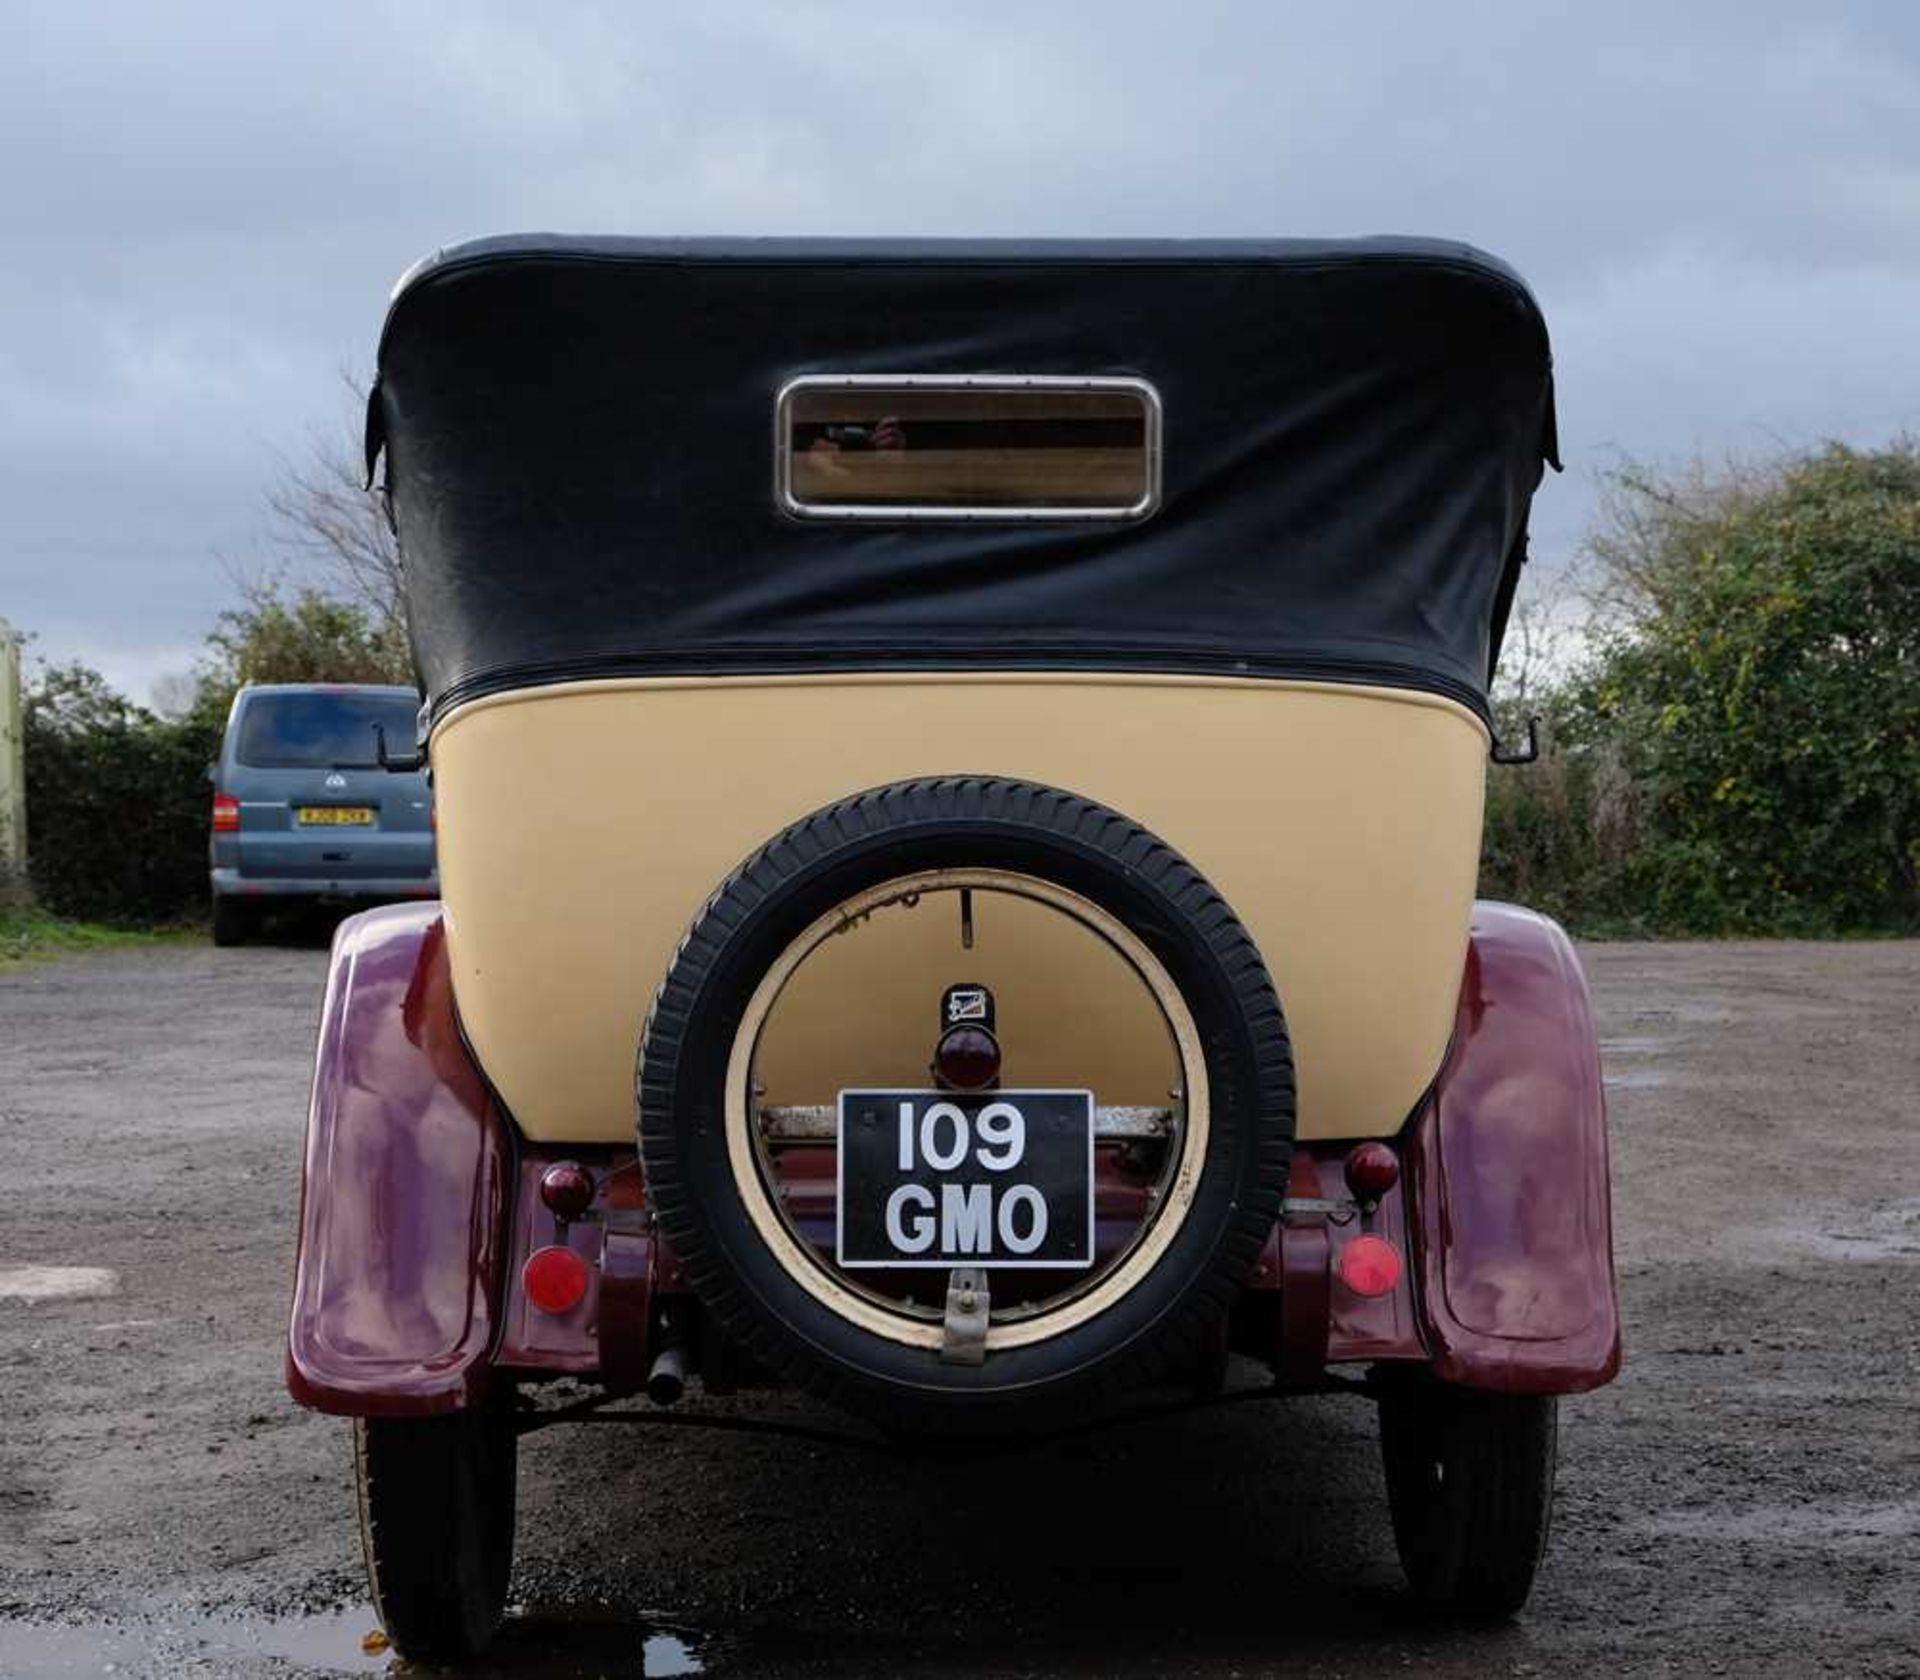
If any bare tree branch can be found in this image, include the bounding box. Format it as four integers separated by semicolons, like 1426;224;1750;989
265;370;405;639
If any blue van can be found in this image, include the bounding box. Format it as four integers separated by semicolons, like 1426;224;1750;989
208;683;437;945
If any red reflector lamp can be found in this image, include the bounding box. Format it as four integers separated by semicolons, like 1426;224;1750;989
539;1161;595;1220
1337;1234;1403;1299
932;1024;1002;1091
1343;1141;1400;1202
523;1244;589;1315
211;792;240;833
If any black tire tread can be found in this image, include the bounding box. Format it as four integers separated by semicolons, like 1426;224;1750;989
210;898;250;947
1380;1385;1558;1620
354;1409;516;1661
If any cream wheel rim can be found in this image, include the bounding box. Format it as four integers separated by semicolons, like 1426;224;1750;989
721;867;1210;1353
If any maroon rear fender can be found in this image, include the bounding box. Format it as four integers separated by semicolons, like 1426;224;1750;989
286;904;510;1417
1405;902;1622;1395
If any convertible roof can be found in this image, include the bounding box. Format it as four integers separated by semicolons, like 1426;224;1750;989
373;236;1557;722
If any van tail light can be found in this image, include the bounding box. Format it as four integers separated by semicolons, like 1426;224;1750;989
211;792;240;833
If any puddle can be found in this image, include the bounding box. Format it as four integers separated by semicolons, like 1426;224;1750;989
0;1608;385;1678
1638;1498;1918;1551
0;1265;119;1302
2;1610;345;1678
639;1631;703;1676
1776;1198;1920;1263
1600;1035;1672;1090
0;1606;713;1678
1599;1034;1672;1056
1723;1198;1920;1265
1603;1066;1669;1090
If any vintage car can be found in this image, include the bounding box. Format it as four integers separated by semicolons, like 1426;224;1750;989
286;235;1619;1660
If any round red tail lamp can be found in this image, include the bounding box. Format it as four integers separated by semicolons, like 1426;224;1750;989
523;1244;589;1315
932;1024;1002;1091
1343;1141;1400;1202
539;1161;596;1220
1337;1234;1403;1299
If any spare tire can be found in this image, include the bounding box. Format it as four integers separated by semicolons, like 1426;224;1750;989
636;777;1294;1434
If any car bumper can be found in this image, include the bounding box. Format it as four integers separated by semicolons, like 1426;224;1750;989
211;868;439;901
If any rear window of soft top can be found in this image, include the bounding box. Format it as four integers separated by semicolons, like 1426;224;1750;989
234;691;420;769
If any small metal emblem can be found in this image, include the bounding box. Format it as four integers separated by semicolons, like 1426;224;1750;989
943;985;993;1028
324;772;348;790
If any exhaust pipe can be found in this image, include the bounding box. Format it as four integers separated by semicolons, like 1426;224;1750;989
647;1321;688;1406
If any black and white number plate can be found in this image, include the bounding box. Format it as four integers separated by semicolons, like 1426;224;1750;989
836;1089;1095;1269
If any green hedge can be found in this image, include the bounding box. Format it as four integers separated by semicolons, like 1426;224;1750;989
1480;443;1920;936
22;666;219;926
20;584;416;928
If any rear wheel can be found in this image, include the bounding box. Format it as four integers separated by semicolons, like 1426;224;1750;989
637;776;1294;1435
1379;1383;1557;1619
353;1405;516;1661
210;897;252;947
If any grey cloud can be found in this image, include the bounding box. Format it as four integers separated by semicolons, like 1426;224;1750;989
3;1;1917;695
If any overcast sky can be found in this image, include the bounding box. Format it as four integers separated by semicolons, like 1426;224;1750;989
4;0;1918;701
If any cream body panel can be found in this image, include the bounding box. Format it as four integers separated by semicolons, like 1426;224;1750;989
754;883;1179;1111
430;674;1487;1145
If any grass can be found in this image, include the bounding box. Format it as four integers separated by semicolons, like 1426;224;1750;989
0;903;202;966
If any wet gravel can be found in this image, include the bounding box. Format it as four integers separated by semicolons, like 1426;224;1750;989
0;936;1916;1677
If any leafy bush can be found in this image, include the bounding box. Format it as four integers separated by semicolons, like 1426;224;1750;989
21;583;417;927
1481;723;1649;934
190;582;413;730
1481;441;1920;935
22;664;220;925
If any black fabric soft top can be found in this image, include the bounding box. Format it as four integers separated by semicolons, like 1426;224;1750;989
372;236;1558;723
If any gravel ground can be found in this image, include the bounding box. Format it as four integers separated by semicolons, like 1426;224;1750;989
0;936;1916;1677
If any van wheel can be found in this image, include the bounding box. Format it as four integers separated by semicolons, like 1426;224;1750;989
353;1405;517;1661
1378;1383;1557;1620
211;898;252;947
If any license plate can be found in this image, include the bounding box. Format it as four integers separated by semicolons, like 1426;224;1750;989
836;1089;1094;1269
295;806;374;826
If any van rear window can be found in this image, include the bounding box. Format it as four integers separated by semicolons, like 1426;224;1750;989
235;692;420;770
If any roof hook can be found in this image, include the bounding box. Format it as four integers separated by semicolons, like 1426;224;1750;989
1489;714;1541;766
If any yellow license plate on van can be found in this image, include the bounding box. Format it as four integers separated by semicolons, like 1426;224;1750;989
296;806;374;826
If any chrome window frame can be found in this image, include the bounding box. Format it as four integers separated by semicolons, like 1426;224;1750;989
774;373;1164;524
